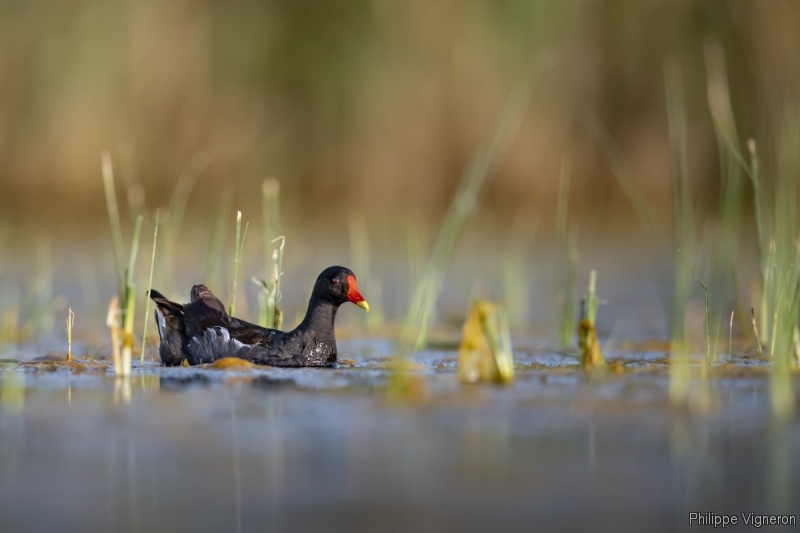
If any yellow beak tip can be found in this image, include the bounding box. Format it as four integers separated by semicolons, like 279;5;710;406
355;300;370;312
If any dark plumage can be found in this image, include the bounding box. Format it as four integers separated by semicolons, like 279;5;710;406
149;266;369;367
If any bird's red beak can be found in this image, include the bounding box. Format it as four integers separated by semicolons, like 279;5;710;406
346;275;370;312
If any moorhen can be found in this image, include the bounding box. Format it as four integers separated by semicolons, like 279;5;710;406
149;266;369;367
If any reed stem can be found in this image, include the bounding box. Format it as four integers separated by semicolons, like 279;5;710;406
229;212;249;317
141;210;159;363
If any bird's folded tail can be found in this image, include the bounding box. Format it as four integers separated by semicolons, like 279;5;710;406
190;284;229;318
148;289;190;366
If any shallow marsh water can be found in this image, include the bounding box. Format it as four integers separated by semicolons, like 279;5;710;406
1;337;799;533
0;241;798;531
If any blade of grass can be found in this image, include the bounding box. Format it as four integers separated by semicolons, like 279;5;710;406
229;212;249;317
140;210;159;363
348;213;370;329
704;40;747;340
270;235;285;329
102;151;125;299
202;187;233;292
163;151;210;292
663;60;699;406
261;178;281;326
399;80;532;354
556;157;577;347
66;308;74;362
693;272;711;363
728;310;733;363
121;215;143;376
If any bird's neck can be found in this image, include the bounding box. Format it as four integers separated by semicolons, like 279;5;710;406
297;298;338;337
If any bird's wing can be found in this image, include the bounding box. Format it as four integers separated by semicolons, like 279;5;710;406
225;318;281;347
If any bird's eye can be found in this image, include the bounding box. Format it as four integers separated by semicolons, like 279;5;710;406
331;278;340;285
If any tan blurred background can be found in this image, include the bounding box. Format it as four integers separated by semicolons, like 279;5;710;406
1;0;797;237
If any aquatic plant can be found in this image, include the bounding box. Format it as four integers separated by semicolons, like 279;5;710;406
106;296;122;375
66;308;74;362
458;300;514;385
592;62;705;406
349;213;384;331
229;211;249;317
202;187;233;294
749;126;800;420
253;236;285;330
502;212;537;329
102;153;144;376
161;152;210;294
555;157;577;348
102;151;126;299
578;270;604;372
703;41;746;336
692;273;711;363
140;210;159;363
121;215;143;375
399;81;531;355
259;178;282;328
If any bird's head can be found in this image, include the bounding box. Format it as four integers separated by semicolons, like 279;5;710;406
313;266;370;311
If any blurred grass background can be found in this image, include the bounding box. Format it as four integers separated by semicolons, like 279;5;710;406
1;1;797;233
1;0;799;340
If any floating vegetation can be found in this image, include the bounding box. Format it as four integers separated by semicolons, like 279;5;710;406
206;357;256;371
458;300;515;385
386;356;430;404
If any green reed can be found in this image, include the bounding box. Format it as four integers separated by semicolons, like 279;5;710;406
140;210;159;363
253;235;285;330
664;61;706;407
755;116;800;420
349;213;385;331
102;151;126;299
348;213;370;329
578;269;605;371
102;152;146;376
202;187;233;293
229;211;249;317
259;178;282;327
398;82;530;354
162;152;210;294
503;211;537;329
121;215;143;375
555;157;577;347
703;41;747;343
21;238;54;337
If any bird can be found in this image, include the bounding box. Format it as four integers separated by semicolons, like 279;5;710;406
148;266;369;367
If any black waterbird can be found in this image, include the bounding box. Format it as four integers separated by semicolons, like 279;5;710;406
149;266;369;367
